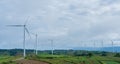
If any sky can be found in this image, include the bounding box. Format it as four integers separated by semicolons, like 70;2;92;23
0;0;120;50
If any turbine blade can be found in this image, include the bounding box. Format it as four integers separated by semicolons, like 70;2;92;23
7;25;24;27
25;27;31;38
24;16;30;25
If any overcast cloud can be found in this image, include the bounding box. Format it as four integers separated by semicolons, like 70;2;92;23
0;0;120;50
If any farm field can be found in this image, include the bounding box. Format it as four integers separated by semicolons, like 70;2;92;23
0;54;120;64
26;54;120;64
0;50;120;64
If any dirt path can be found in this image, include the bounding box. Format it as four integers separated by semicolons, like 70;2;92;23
16;59;49;64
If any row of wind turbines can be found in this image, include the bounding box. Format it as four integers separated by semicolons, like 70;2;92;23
80;40;119;53
6;17;119;58
7;18;38;58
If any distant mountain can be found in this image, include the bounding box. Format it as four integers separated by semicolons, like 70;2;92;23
73;46;120;52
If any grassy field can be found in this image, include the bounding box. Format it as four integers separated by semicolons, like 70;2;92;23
0;53;120;64
0;56;19;64
26;54;120;64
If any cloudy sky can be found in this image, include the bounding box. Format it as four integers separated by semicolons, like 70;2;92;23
0;0;120;50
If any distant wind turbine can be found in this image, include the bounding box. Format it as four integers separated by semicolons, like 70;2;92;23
93;40;96;51
111;40;114;53
101;40;104;51
48;39;54;55
31;33;38;55
7;17;31;58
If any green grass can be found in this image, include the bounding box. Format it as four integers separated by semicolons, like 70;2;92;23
0;56;19;64
101;61;120;64
0;54;120;64
0;56;13;62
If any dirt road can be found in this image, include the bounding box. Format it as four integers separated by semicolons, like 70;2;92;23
16;59;49;64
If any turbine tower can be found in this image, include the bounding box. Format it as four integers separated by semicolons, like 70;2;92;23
111;40;114;53
7;18;31;58
101;40;104;51
93;40;96;51
49;39;54;55
35;34;38;55
32;33;38;55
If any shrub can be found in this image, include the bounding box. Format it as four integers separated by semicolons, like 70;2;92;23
114;53;120;57
88;53;93;57
1;62;8;64
101;52;107;56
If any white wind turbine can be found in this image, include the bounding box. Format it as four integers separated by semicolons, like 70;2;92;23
111;40;114;53
31;33;38;55
48;39;54;55
51;40;54;55
7;18;31;58
101;40;104;51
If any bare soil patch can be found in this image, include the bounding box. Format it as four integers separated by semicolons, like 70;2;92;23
16;59;49;64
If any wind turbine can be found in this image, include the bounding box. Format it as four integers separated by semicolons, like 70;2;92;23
111;40;114;53
101;40;104;51
48;39;54;55
7;18;31;58
51;40;54;55
93;40;96;51
31;33;38;55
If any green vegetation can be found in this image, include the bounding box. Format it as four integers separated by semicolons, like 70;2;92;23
26;54;120;64
0;56;17;64
114;53;120;57
101;61;119;64
0;49;120;64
